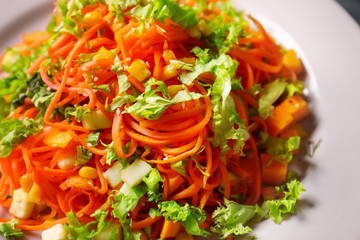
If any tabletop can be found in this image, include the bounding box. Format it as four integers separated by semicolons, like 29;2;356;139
336;0;360;24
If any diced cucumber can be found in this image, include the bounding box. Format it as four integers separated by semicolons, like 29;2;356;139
121;159;152;188
41;224;68;240
104;161;124;189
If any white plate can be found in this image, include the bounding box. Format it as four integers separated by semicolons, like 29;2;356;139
1;0;360;239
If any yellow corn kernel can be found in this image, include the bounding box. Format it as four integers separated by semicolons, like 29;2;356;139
161;65;178;81
187;26;201;39
162;50;176;65
94;47;115;61
197;19;212;36
20;174;34;193
83;11;103;29
175;232;194;240
43;128;73;148
128;59;151;82
167;85;183;97
28;183;42;204
179;57;196;65
79;166;98;180
283;49;303;75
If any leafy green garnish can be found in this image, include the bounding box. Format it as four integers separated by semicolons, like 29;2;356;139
263;179;305;223
265;136;300;163
211;199;265;239
125;78;204;120
211;179;305;238
258;78;288;119
65;106;91;123
0;219;24;239
65;210;118;240
150;201;210;236
0;117;43;157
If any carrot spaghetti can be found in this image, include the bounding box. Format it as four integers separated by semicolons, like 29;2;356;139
0;0;309;239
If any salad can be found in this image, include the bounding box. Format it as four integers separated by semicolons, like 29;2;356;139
0;0;309;239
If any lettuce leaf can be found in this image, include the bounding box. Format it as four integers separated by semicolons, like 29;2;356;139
0;117;43;157
125;78;204;120
211;199;265;239
65;210;118;240
151;201;210;236
258;78;288;119
127;0;198;29
265;136;300;163
0;219;24;239
263;179;305;223
209;55;249;154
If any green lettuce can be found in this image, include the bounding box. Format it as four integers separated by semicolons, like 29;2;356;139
0;117;43;157
265;136;300;163
263;179;305;223
0;219;24;239
65;210;118;240
258;78;288;119
125;78;204;120
150;201;210;236
211;179;305;239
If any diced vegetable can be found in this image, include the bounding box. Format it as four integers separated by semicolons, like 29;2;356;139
160;65;178;81
279;95;310;122
121;159;152;188
78;166;98;179
266;95;309;137
103;161;125;189
41;224;68;240
9;188;35;219
43;129;72;148
283;49;304;75
261;154;288;186
119;183;131;195
57;152;77;170
83;11;103;29
82;110;112;130
167;85;183;98
160;219;182;239
27;183;42;204
128;59;151;82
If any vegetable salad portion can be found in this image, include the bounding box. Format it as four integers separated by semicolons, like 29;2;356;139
0;0;309;239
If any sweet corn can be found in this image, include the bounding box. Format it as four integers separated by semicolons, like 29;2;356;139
161;65;178;81
28;183;42;205
83;11;103;29
162;50;177;65
128;59;151;82
79;166;98;179
167;85;183;97
283;49;303;75
197;19;212;36
175;232;194;240
43;129;72;148
20;174;34;193
94;47;115;61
